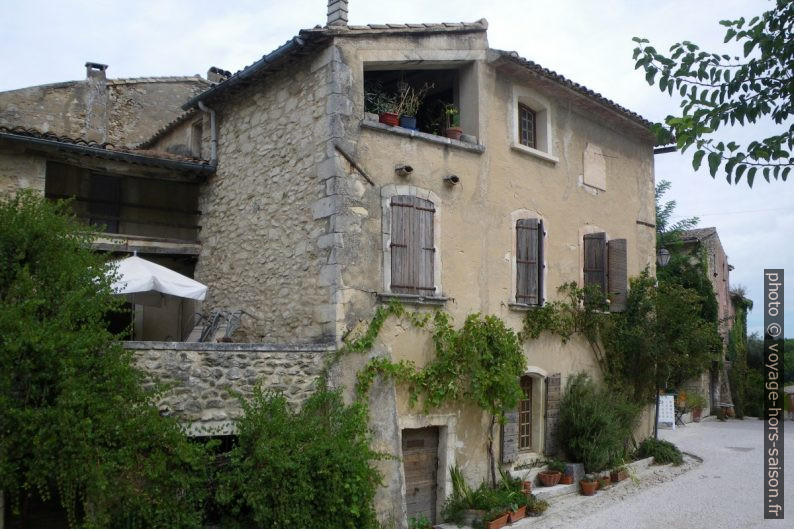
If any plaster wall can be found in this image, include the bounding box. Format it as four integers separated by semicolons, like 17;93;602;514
0;149;46;195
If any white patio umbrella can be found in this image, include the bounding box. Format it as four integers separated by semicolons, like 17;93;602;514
110;254;207;303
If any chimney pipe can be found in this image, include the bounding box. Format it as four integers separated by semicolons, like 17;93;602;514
327;0;348;26
85;62;108;80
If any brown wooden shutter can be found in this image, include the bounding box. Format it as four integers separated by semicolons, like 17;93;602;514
416;197;436;294
501;408;519;463
583;232;607;294
538;220;545;305
544;373;561;456
390;196;412;294
607;238;628;312
516;219;540;305
390;196;435;295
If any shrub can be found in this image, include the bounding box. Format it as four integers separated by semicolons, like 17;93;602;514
215;387;381;529
558;373;641;473
636;438;684;465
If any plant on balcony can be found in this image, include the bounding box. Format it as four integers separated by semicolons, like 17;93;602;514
365;83;400;126
443;103;463;140
396;82;434;130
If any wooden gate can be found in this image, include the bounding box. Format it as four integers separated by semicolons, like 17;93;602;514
402;427;439;524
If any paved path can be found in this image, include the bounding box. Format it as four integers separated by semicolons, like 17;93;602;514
538;418;793;529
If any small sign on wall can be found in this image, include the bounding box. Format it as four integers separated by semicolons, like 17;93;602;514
658;395;676;430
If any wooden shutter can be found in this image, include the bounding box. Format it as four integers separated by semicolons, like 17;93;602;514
516;219;541;305
583;232;607;294
501;408;519;463
607;238;628;312
543;373;561;456
390;196;435;295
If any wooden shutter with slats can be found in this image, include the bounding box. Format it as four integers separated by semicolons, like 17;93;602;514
516;219;542;305
544;373;561;456
607;238;628;312
390;196;435;295
583;232;607;294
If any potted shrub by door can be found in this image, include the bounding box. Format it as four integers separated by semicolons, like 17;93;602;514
688;393;707;422
559;463;575;485
580;474;598;496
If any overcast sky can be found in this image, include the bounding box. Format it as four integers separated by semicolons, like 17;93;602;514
1;0;790;337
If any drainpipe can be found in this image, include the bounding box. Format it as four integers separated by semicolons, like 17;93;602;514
197;101;217;165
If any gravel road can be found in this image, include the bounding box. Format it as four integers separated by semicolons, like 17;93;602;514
519;417;793;529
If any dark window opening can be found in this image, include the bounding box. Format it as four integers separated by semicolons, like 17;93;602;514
518;103;536;149
364;68;459;136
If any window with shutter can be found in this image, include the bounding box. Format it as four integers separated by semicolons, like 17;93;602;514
518;376;533;451
583;232;607;294
607;238;628;312
516;218;543;305
390;195;436;295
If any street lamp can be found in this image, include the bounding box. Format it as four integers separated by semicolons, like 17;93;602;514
657;247;671;267
653;247;670;438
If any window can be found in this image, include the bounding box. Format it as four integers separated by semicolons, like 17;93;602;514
510;86;557;163
518;104;536;149
515;218;544;305
385;193;439;296
88;173;121;233
518;376;533;451
582;232;628;312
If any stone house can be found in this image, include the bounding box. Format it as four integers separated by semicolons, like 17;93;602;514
678;227;737;417
0;2;661;526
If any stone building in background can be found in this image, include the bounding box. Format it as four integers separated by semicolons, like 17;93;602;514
0;1;663;526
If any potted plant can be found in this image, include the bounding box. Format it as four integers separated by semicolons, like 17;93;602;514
559;463;575;485
688;393;707;422
538;458;564;487
580;473;598;496
610;464;629;483
597;472;611;489
443;103;463;140
525;494;549;517
484;508;509;529
365;84;400;126
396;82;433;130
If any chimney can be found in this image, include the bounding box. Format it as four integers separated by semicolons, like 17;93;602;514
207;66;231;83
327;0;348;26
85;62;108;81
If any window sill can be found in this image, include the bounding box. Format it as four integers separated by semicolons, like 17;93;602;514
508;302;543;312
361;119;485;154
378;293;448;306
510;142;559;164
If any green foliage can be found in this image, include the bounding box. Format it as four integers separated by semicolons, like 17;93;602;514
215;387;381;529
544;458;567;474
557;373;641;473
520;283;607;345
0;192;208;528
636;438;684;466
356;311;526;419
408;514;432;529
524;495;548;516
633;1;793;186
655;180;700;250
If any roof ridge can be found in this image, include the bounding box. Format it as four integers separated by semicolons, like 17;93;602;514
107;75;210;85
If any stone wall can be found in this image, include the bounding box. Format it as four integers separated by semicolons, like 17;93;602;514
194;46;350;343
0;149;46;195
0;74;208;147
128;341;330;433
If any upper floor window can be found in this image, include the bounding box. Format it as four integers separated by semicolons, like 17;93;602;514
382;185;442;299
582;232;627;312
518;104;536;149
516;218;544;305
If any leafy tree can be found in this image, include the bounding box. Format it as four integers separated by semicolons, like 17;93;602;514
0;192;207;528
655;179;699;250
633;0;793;186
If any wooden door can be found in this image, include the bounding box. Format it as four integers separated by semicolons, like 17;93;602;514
402;427;439;524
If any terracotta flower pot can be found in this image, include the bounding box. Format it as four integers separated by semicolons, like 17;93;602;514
521;480;532;494
692;407;702;422
598;475;611;489
486;512;509;529
444;126;463;140
379;112;399;126
580;479;598;496
508;505;526;523
538;470;562;487
610;469;628;482
559;474;574;485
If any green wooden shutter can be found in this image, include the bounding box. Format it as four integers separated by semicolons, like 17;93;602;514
583;232;607;294
607;238;628;312
516;219;540;305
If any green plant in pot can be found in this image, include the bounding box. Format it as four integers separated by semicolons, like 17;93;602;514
365;84;400;126
525;494;549;517
396;82;433;130
538;458;564;487
687;393;708;422
443;103;462;140
580;473;598;496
